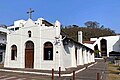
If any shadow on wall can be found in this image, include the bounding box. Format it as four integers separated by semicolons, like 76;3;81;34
113;37;120;52
63;43;72;54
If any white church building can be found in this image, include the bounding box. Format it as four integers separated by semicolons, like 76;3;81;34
4;18;95;71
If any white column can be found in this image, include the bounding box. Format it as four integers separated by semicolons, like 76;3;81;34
4;35;10;67
90;52;92;63
83;49;88;64
87;51;90;63
77;47;83;65
82;49;85;64
59;36;66;71
71;45;76;67
89;51;92;63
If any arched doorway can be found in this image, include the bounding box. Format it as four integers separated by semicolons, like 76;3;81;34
25;41;34;68
100;39;107;56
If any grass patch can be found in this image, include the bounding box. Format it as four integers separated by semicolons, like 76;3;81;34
117;67;120;70
108;63;120;80
108;74;120;80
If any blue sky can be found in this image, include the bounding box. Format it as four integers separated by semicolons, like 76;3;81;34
0;0;120;33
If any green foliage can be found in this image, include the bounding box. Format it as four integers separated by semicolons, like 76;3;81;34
62;24;116;41
94;50;100;54
0;24;7;28
84;21;99;28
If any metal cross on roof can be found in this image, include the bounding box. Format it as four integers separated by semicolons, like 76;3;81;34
27;8;34;19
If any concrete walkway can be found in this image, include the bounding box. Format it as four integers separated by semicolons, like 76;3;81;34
57;59;108;80
0;62;97;77
0;59;108;80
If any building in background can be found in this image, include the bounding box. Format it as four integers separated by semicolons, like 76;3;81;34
84;35;120;58
0;25;8;64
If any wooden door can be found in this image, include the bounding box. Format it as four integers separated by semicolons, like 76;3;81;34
100;39;107;56
25;41;34;68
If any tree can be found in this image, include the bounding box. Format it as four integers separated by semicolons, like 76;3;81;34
62;24;116;41
0;24;7;28
84;21;99;28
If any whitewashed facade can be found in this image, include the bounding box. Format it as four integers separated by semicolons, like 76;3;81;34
4;18;95;71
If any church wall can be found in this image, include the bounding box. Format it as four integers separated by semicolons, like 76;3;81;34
61;42;89;69
71;44;77;67
39;27;60;70
88;51;91;63
75;45;82;66
77;47;84;65
62;43;73;69
4;24;63;70
4;32;22;68
86;50;93;63
20;26;42;69
92;52;95;62
76;46;80;65
4;26;42;68
82;48;88;64
55;43;63;70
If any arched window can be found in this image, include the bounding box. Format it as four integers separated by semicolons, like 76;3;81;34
28;31;31;37
11;45;17;60
44;42;53;60
25;41;34;49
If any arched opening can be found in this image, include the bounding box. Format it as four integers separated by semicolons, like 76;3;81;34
75;47;77;62
11;45;17;60
44;42;53;60
94;44;100;58
25;41;34;68
100;39;107;56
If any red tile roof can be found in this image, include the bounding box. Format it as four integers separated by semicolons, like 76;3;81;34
83;41;95;44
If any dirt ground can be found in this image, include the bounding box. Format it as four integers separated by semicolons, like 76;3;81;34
108;63;120;80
